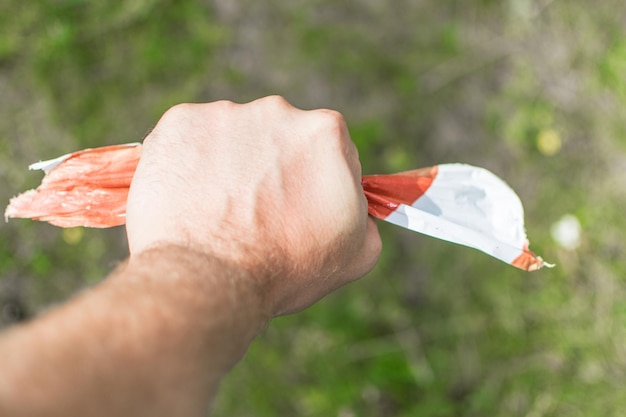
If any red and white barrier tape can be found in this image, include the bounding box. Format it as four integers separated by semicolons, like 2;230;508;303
5;143;552;271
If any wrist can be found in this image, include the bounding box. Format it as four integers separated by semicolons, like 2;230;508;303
124;245;271;357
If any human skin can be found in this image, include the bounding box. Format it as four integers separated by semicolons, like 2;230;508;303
0;96;382;416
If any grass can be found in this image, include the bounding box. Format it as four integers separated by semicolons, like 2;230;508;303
2;0;626;415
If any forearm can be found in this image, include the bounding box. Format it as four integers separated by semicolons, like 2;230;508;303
0;97;381;416
0;246;268;417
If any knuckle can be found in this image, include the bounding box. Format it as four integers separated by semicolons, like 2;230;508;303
315;109;347;135
210;99;236;111
205;100;238;122
259;95;291;109
162;102;191;119
311;109;350;151
163;100;236;122
158;103;198;129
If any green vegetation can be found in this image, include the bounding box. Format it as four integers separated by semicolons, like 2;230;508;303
2;1;626;415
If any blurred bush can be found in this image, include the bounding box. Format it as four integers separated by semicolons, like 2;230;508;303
2;0;626;416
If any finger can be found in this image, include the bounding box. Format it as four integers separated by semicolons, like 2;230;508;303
363;216;383;272
345;216;382;282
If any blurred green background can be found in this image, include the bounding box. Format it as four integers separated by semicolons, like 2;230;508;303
2;0;626;415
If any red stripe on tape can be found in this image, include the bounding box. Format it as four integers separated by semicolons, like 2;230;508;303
362;166;438;219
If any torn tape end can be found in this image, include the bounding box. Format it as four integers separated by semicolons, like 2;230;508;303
29;153;73;174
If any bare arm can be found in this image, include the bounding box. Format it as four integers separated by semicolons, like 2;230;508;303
0;96;381;416
0;247;267;417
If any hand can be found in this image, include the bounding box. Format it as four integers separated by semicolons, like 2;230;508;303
126;96;381;316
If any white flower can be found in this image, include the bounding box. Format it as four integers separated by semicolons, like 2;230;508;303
550;214;581;250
